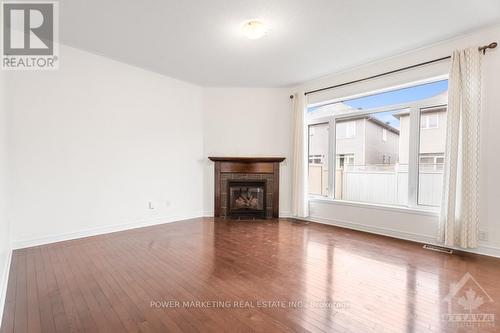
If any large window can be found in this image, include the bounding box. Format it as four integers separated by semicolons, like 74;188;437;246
307;78;448;210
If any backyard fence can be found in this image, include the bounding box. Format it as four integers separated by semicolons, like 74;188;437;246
309;163;443;207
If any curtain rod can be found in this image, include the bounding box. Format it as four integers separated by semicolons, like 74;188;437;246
302;42;497;97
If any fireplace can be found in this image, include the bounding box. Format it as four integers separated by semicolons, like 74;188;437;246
208;157;285;219
227;180;266;218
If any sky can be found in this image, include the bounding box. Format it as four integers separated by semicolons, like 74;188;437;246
345;79;448;129
343;80;448;110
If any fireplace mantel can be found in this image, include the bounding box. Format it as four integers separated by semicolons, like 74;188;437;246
208;157;286;163
209;157;286;218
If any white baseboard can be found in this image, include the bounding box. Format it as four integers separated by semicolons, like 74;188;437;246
11;212;206;250
0;246;13;328
279;211;293;218
306;215;437;244
303;215;500;259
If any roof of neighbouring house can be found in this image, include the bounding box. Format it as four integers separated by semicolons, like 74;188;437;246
392;106;447;119
365;116;400;134
309;102;400;134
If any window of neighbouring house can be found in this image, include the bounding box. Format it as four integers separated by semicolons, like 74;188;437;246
336;154;355;168
307;78;448;210
420;113;439;129
336;121;356;139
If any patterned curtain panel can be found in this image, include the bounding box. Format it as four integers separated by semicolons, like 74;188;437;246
439;47;482;248
291;93;309;218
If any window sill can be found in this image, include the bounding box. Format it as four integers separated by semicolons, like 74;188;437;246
308;196;440;217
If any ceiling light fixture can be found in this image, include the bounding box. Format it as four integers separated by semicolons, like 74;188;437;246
241;20;268;40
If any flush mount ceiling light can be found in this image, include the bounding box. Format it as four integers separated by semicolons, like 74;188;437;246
241;20;268;40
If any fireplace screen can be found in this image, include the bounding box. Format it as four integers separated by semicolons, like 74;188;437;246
227;180;266;218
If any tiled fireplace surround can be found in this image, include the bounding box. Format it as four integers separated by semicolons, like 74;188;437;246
208;157;286;219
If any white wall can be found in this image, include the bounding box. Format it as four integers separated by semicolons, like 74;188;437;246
6;45;205;247
302;25;500;257
202;88;293;216
0;68;11;324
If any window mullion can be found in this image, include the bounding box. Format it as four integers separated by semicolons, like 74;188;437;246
328;117;336;199
407;106;420;208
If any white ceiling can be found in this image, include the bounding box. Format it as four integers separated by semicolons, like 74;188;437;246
60;0;500;87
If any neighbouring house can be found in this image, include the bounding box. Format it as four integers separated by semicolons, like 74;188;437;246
335;116;399;167
394;105;447;170
308;103;400;195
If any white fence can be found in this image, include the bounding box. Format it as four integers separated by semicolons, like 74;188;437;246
309;164;443;207
308;164;328;196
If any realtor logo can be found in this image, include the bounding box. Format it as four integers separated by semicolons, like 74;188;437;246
1;1;59;70
442;272;495;328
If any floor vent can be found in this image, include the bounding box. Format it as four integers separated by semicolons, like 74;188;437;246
423;244;453;254
291;219;309;225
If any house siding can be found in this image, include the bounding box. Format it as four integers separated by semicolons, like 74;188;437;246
364;120;399;165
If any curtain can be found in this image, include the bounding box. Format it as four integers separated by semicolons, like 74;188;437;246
291;93;309;218
438;47;482;248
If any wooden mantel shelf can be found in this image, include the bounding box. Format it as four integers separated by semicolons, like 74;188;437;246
208;157;286;163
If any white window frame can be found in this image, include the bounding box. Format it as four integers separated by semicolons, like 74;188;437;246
420;113;439;129
306;76;448;212
382;128;388;142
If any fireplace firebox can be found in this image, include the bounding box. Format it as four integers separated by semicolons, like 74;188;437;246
227;180;266;218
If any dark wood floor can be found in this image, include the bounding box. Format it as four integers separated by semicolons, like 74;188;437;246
2;218;500;333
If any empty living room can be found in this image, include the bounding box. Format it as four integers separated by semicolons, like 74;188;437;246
1;1;500;332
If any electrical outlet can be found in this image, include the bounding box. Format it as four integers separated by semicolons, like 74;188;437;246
479;231;488;241
148;201;155;210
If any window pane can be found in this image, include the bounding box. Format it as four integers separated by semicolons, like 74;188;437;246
428;113;438;128
336;110;404;205
420;116;428;129
308;123;329;196
336;121;356;139
418;107;447;206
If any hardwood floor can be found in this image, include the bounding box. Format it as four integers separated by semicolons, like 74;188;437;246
2;217;500;333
